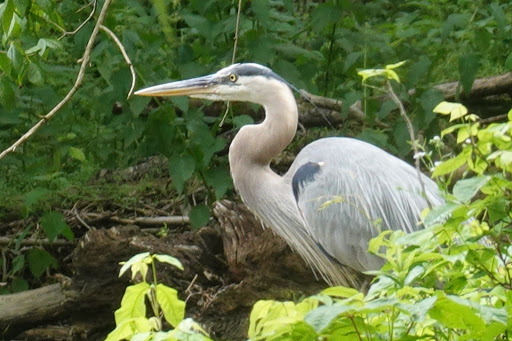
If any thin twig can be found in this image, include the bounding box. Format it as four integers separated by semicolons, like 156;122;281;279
0;0;113;161
59;0;97;40
72;206;93;230
232;0;243;64
220;0;244;127
99;25;136;98
0;237;73;247
386;82;433;209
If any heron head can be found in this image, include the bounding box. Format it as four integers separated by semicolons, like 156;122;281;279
134;63;292;105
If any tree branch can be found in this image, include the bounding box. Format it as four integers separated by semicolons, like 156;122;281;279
99;25;136;98
0;0;113;161
387;82;432;209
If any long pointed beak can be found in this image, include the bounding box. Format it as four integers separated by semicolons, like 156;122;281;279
134;75;217;97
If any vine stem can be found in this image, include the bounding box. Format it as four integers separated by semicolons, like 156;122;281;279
386;81;433;209
0;0;113;161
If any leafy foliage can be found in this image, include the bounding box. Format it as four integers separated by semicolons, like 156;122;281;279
106;252;212;341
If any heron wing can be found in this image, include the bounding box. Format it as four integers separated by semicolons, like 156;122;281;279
286;137;443;273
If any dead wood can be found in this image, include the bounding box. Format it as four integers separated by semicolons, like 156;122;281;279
0;283;72;330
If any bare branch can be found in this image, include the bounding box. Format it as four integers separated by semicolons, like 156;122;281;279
0;0;113;161
59;0;97;40
0;237;73;246
387;82;433;209
99;25;137;98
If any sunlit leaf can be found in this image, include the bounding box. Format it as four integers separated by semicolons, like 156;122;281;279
114;282;150;324
154;254;184;270
156;283;185;327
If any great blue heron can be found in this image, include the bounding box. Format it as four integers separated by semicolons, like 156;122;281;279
135;63;443;287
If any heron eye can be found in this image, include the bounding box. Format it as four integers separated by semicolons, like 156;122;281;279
229;74;238;82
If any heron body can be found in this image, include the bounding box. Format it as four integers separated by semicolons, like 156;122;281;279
135;63;443;287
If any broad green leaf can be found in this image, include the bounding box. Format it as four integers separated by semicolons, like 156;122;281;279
0;51;11;75
433;101;468;121
204;167;232;198
407;55;431;87
423;202;459;227
305;305;352;333
27;62;43;85
156;283;185;327
452;176;490;203
0;77;15;110
11;278;29;293
119;252;151;278
459;54;480;95
1;0;14;33
114;282;151;324
189;204;210;229
251;0;271;26
168;153;195;193
232;114;254;129
9;254;24;275
432;147;470;177
429;294;485;331
27;248;58;278
489;3;507;33
40;211;74;242
68;147;86;162
154;254;184;270
104;322;135;341
320;286;361;299
505;52;512;71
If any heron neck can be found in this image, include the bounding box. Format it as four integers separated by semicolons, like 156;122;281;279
229;85;298;169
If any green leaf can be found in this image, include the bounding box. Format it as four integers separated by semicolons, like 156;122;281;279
505;53;512;71
433;101;468;121
119;252;151;278
432;148;470;177
11;277;29;293
168;153;195;193
0;52;12;74
27;248;57;278
452;176;490;203
251;0;271;26
305;305;352;333
204;167;232;199
407;55;431;87
311;3;343;32
40;211;74;242
156;283;185;327
459;54;480;95
189;204;210;229
429;293;485;330
27;62;43;84
0;77;15;110
9;254;25;275
114;282;151;324
320;286;361;299
489;3;507;33
68;146;86;162
232;114;254;129
154;254;184;270
39;212;71;241
1;0;15;33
